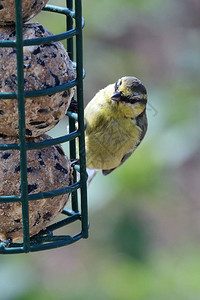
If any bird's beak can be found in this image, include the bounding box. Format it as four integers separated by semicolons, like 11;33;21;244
111;92;121;101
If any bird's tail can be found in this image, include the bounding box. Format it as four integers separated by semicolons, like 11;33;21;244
74;168;98;187
86;168;98;186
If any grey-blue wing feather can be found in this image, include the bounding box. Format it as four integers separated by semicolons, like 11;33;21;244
102;151;133;175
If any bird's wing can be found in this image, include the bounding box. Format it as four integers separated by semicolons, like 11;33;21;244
102;151;133;175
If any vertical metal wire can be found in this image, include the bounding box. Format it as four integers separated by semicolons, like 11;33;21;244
67;0;79;213
67;0;74;58
75;0;88;238
15;0;30;252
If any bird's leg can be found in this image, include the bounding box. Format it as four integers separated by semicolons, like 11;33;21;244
70;158;80;167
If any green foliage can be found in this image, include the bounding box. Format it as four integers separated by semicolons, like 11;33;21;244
111;147;162;194
12;247;200;300
111;211;151;261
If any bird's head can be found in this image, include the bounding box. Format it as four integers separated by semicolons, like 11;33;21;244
111;76;147;116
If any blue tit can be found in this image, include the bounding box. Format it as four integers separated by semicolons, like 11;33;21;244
84;76;148;175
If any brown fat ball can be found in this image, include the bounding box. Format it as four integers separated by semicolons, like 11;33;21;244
0;134;73;242
0;0;49;25
0;23;75;137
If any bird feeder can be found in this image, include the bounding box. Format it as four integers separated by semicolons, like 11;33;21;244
0;0;88;254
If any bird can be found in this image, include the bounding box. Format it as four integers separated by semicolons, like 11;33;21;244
84;76;148;177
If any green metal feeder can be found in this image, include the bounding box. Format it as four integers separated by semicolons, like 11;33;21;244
0;0;88;254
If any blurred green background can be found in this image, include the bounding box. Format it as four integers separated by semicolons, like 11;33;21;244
1;0;200;299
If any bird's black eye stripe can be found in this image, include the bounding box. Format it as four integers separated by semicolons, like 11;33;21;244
120;94;147;104
130;98;147;104
136;99;147;104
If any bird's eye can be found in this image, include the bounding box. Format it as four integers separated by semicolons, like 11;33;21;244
133;92;140;97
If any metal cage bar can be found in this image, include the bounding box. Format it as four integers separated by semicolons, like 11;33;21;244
0;0;88;254
15;0;30;252
75;0;88;238
67;0;79;214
